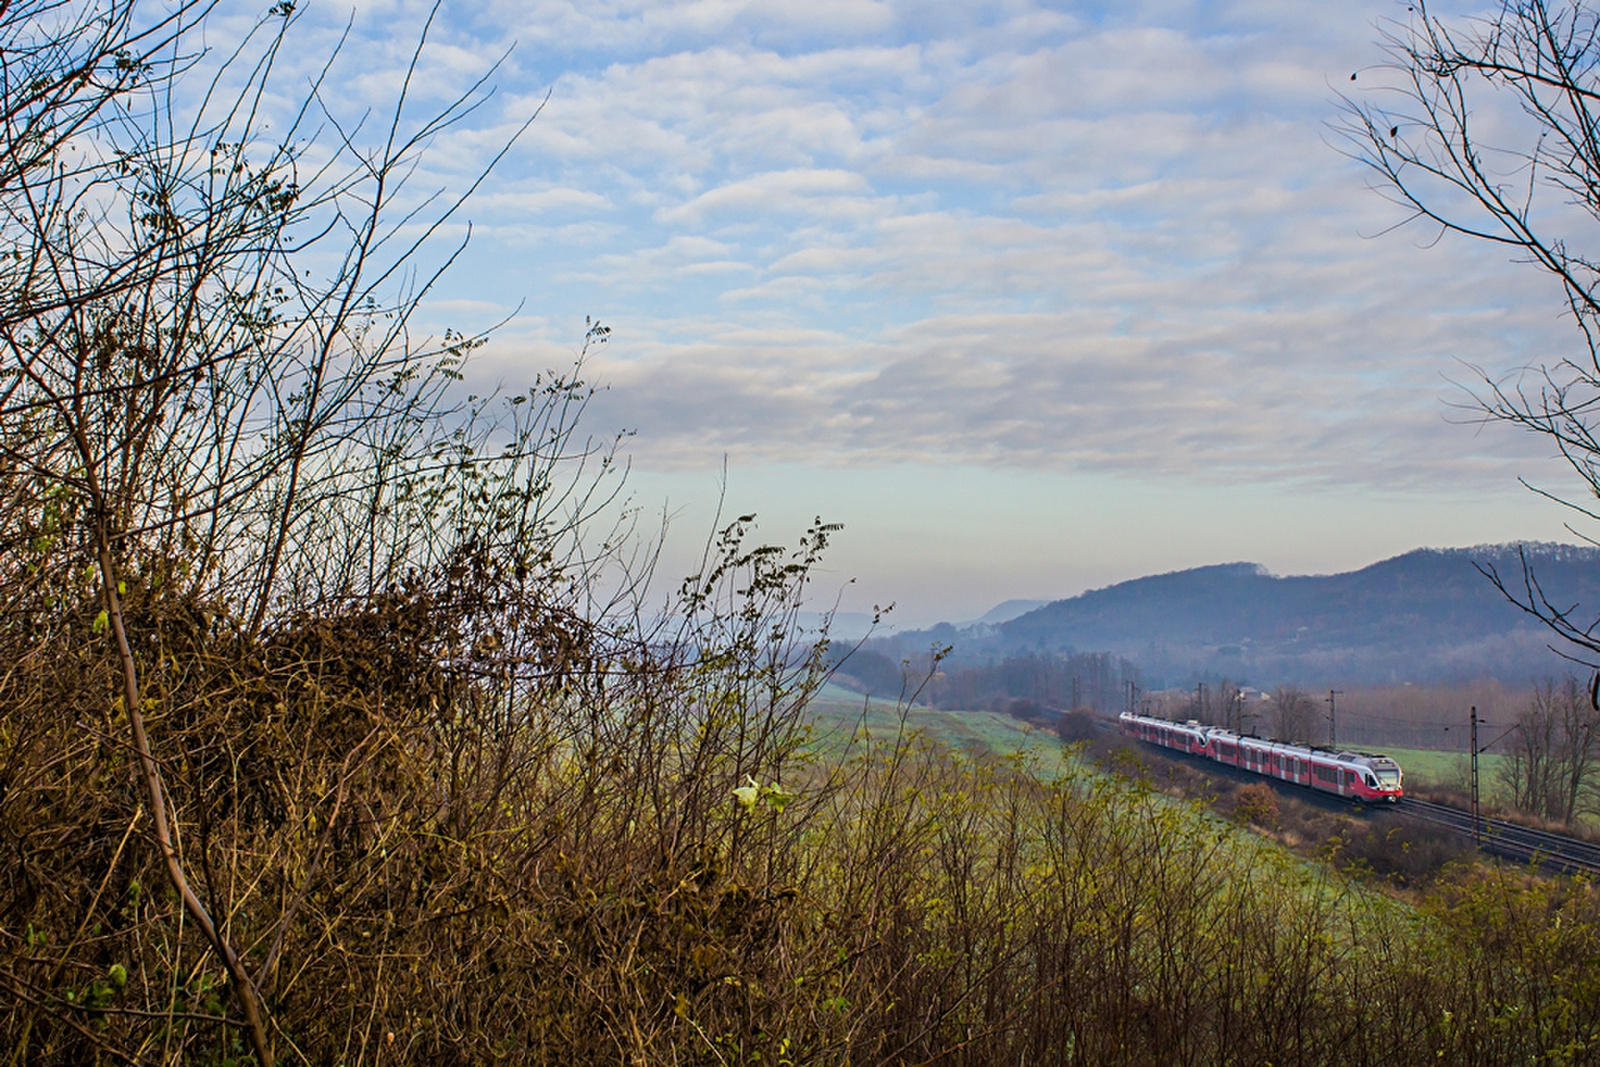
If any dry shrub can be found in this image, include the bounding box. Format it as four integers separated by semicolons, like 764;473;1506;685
0;517;847;1064
1233;782;1280;827
1330;818;1474;889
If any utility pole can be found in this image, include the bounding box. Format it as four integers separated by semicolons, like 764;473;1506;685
1471;706;1480;849
1326;689;1343;748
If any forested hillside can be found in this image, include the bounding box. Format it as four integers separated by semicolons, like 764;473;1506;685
891;544;1600;687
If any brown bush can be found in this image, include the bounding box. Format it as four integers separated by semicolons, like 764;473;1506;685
1234;782;1281;827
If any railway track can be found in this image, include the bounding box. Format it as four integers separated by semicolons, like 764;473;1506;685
1398;798;1600;877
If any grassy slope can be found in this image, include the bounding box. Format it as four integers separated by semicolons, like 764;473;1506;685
801;686;1098;788
803;683;1058;758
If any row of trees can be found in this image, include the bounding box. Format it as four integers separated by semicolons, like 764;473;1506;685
1143;681;1321;742
927;651;1139;716
1268;684;1321;743
1150;679;1246;732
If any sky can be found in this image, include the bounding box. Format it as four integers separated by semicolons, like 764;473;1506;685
257;0;1589;626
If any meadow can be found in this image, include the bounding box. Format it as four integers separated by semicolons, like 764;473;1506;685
1378;745;1507;802
802;683;1068;761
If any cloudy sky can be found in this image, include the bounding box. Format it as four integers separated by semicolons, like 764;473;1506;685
277;0;1586;625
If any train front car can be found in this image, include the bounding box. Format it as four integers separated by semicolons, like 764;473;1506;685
1339;752;1404;803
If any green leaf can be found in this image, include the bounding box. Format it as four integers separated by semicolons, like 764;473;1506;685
92;610;109;634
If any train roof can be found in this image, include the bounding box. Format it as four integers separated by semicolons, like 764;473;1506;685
1334;751;1400;770
1119;712;1207;733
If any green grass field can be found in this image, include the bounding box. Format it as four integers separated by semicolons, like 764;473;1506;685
801;683;1072;768
1374;744;1510;804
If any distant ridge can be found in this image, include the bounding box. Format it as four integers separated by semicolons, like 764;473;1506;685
929;544;1600;687
976;598;1050;625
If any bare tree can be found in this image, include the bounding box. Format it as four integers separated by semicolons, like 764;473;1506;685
1269;684;1318;744
1501;674;1600;822
1342;1;1600;664
1217;677;1242;732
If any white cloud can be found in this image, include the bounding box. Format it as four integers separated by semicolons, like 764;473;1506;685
278;0;1584;508
655;168;875;224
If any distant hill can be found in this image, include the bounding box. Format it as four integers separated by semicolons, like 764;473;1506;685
977;598;1050;625
911;544;1600;687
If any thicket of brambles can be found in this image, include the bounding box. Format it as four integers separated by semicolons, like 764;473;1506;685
3;3;1600;1064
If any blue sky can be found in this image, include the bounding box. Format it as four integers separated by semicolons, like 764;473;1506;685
269;0;1581;625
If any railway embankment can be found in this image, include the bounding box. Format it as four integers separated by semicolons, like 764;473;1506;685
1398;798;1600;877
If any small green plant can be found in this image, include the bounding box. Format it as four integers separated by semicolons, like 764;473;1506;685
733;775;794;813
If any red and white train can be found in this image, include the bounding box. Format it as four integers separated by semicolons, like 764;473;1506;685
1117;711;1404;803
